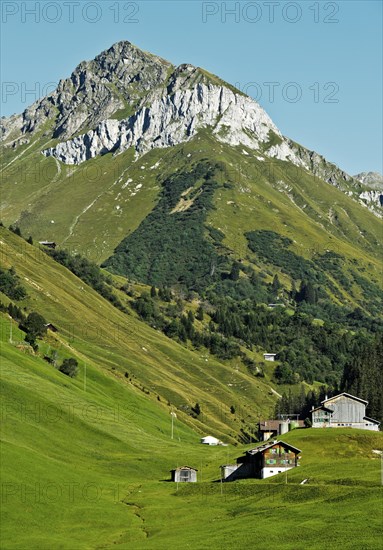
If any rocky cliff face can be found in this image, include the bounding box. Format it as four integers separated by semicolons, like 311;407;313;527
353;172;383;210
358;189;383;208
42;75;300;165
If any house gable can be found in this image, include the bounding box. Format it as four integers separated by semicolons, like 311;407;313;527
323;393;368;406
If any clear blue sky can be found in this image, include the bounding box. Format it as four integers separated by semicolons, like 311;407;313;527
1;0;382;175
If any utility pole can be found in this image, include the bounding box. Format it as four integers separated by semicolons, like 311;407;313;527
9;319;12;344
171;411;176;439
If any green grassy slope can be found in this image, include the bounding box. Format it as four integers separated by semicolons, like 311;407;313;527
0;227;277;438
1;337;382;549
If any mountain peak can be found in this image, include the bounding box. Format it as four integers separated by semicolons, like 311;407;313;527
94;39;171;67
107;39;134;50
1;40;382;214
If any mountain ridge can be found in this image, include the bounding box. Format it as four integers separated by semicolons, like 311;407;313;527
1;40;381;214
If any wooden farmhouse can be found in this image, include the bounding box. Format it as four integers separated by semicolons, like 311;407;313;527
170;466;197;483
311;393;380;431
221;440;301;481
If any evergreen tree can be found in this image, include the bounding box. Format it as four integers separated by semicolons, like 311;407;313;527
25;332;38;352
0;267;27;301
271;274;281;296
9;225;22;236
59;357;79;378
341;334;383;423
229;262;240;281
297;280;318;304
192;403;201;416
196;305;204;321
290;280;297;301
22;312;47;338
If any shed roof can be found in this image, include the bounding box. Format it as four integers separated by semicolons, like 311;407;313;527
259;420;280;431
259;419;305;431
311;405;333;413
44;323;58;331
364;416;380;425
170;466;198;472
201;435;220;442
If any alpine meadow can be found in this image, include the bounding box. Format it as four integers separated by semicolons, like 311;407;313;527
0;36;382;550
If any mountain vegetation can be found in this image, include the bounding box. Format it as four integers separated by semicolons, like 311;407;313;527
0;40;382;549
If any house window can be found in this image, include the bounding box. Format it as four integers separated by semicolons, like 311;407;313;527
270;448;278;454
266;459;277;464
